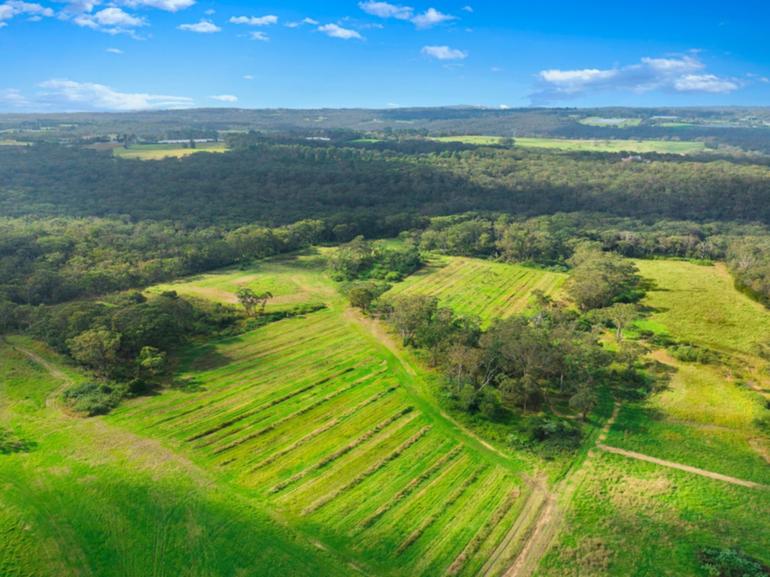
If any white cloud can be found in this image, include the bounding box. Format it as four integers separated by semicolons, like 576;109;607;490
462;5;473;12
421;45;466;60
121;0;195;12
411;8;454;28
358;1;412;20
106;47;124;53
37;79;194;111
533;54;739;102
177;18;220;33
286;17;318;28
243;74;254;80
230;14;277;26
358;2;455;28
73;6;145;35
249;30;269;41
0;1;53;26
204;8;214;15
0;88;28;107
318;23;363;40
210;94;237;103
674;74;738;93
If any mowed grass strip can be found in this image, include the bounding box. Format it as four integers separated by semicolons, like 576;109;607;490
385;256;566;325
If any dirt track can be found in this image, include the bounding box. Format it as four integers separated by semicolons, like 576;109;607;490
597;444;768;490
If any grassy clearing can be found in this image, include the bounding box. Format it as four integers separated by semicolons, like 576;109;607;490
383;255;566;325
112;304;533;577
0;337;352;577
432;135;706;154
146;249;336;312
113;142;227;160
606;354;770;485
539;452;770;577
634;260;770;357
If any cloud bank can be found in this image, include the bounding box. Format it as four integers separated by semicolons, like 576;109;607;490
533;55;739;103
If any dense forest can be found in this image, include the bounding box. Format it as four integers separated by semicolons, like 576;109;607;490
4;141;770;226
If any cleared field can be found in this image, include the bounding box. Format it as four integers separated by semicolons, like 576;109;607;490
112;307;536;577
0;336;350;577
634;260;770;357
538;452;770;577
113;142;227;160
432;135;706;154
577;117;642;127
146;250;335;312
384;255;567;325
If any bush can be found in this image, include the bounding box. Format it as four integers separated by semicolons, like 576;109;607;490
62;382;128;416
529;416;582;449
700;547;769;577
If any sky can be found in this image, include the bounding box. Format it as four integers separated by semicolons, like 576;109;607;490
1;0;770;112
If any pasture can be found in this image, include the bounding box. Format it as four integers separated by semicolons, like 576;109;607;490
0;336;350;577
113;142;227;160
384;255;567;325
146;250;336;312
112;307;539;577
633;260;770;357
432;135;707;154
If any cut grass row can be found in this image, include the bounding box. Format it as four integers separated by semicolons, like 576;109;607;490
384;255;566;325
111;307;534;577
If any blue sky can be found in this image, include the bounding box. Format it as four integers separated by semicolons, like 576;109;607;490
1;0;769;111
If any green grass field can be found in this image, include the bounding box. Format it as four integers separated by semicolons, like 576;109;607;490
0;336;352;577
146;250;335;312
432;135;707;154
113;142;228;160
384;255;567;325
539;452;770;577
634;260;770;357
111;306;538;577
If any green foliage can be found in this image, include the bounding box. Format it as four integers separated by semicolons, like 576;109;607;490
328;237;422;282
700;548;769;577
567;244;643;311
62;381;128;416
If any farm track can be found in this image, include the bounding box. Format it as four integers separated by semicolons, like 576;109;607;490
499;402;622;577
9;342;74;410
597;444;769;490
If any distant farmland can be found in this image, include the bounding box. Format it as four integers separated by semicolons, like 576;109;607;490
432;135;707;154
113;142;227;160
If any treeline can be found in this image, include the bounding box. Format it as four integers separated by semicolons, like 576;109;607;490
0;217;335;323
31;290;238;415
4;142;770;227
411;212;770;305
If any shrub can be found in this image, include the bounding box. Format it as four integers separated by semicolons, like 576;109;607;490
62;382;128;416
699;547;769;577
